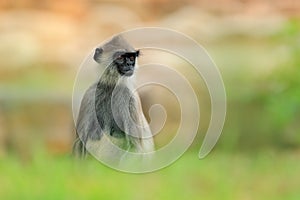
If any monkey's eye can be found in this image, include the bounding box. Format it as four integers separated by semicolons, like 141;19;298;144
129;56;135;61
115;55;124;62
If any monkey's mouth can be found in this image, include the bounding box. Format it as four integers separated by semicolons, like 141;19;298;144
120;66;134;76
123;69;134;76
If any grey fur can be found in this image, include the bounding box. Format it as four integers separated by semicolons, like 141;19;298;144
73;36;154;161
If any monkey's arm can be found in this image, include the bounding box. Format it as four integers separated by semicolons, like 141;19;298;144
115;88;154;153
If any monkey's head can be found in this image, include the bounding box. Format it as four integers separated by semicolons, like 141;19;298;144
93;36;140;77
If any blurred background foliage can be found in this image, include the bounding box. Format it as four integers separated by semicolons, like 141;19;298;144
0;0;300;199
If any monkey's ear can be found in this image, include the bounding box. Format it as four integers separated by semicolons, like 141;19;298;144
93;48;103;63
136;50;140;57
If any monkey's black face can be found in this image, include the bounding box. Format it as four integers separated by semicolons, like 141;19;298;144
113;51;139;76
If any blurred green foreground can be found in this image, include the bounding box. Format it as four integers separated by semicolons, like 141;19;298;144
1;151;300;200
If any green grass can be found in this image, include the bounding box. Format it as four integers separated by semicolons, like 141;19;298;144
1;150;300;200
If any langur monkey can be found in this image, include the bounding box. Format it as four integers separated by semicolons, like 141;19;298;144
73;36;154;163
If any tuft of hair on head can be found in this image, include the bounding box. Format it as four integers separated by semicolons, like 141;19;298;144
104;35;134;52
